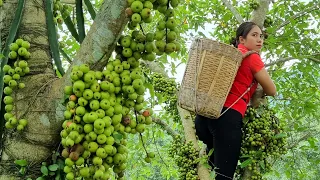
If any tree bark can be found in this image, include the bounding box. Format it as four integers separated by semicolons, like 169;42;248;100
0;0;57;179
62;0;128;79
57;0;128;95
177;106;211;180
250;0;272;28
0;0;128;179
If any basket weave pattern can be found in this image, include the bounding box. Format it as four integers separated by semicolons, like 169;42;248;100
178;38;243;119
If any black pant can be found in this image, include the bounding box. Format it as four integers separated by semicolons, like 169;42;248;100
195;108;243;180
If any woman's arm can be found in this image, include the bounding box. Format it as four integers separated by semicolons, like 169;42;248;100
254;68;276;96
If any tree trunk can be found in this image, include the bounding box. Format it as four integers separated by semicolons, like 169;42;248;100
0;0;128;179
0;0;58;179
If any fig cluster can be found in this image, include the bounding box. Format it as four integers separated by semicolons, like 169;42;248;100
169;136;199;180
150;72;180;122
52;0;72;25
126;0;181;56
236;107;288;180
249;0;260;10
61;62;154;179
151;72;177;94
264;16;273;27
3;38;30;131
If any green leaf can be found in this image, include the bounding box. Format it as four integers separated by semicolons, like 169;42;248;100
198;31;206;37
113;133;123;144
240;158;252;168
56;69;62;78
0;54;4;59
240;154;251;158
48;164;59;171
210;170;216;178
49;172;55;176
55;173;61;180
57;159;65;171
36;177;46;180
208;148;214;156
307;137;317;148
259;160;265;170
19;167;26;175
144;82;155;98
272;133;287;139
41;166;49;176
44;0;65;75
14;159;28;167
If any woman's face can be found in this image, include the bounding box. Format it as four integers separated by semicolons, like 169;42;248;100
239;25;264;52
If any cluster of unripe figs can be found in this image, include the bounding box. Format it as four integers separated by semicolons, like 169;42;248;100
236;107;287;180
58;0;183;179
169;136;199;180
124;0;181;58
61;62;155;179
3;38;31;131
52;0;73;25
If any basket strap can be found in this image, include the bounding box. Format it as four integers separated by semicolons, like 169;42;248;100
219;82;255;117
194;38;202;113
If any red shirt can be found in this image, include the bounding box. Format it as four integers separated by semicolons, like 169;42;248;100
223;44;265;117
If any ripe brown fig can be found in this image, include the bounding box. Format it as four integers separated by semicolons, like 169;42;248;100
69;151;80;161
70;144;85;155
69;95;77;101
142;110;150;117
122;115;131;126
75;144;85;155
66;121;72;128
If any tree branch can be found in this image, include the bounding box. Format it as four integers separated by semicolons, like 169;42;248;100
276;4;320;30
221;0;244;24
141;60;169;78
308;57;320;63
250;0;272;27
265;57;296;67
152;118;179;138
141;54;212;178
61;0;128;86
265;53;320;67
177;106;211;180
286;130;320;149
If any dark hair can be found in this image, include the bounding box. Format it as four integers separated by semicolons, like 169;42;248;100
230;22;259;47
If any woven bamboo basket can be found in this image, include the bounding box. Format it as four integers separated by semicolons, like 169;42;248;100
178;38;243;119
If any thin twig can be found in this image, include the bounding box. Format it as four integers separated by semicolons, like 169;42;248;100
276;3;319;30
139;24;145;36
135;110;148;155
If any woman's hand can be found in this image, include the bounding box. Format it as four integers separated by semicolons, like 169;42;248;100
249;84;267;108
242;50;258;59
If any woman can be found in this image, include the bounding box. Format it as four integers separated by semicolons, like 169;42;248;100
195;22;276;180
